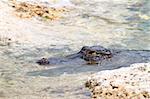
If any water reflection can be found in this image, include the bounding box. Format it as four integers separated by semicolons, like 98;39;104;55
59;0;150;50
124;0;150;49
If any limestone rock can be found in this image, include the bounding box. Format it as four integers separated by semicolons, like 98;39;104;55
85;63;150;99
10;1;68;20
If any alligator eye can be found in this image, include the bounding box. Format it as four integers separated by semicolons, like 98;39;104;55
88;51;95;54
81;46;89;50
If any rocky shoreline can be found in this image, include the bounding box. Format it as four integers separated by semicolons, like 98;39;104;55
85;63;150;99
0;0;150;99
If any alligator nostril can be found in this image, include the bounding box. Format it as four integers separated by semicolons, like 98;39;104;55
36;58;49;65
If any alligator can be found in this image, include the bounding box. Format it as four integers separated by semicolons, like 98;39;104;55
36;45;150;65
36;45;113;65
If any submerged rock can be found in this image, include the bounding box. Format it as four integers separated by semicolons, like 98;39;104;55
85;63;150;99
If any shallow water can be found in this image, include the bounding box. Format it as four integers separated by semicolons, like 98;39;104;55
0;0;150;98
66;0;150;50
17;0;149;50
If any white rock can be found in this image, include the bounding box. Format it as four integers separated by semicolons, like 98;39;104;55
85;63;150;99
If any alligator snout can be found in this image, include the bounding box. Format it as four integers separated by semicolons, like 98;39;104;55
36;58;49;65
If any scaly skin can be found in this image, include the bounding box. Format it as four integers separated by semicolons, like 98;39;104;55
78;46;113;64
36;46;113;65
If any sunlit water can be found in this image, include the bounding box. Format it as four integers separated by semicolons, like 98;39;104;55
64;0;150;50
20;0;149;50
0;0;150;98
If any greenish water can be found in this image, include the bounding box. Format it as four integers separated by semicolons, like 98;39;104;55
0;0;150;98
123;0;150;49
52;0;150;50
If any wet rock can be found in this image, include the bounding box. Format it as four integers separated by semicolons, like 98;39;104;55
10;1;68;20
85;63;150;99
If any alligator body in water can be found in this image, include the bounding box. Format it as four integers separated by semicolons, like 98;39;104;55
36;45;150;65
37;46;114;65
